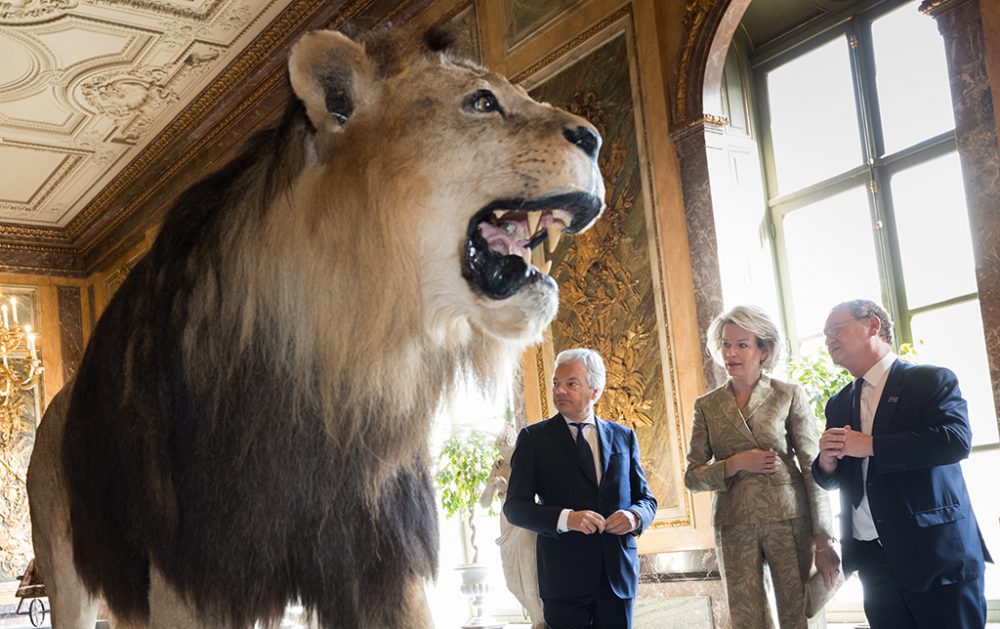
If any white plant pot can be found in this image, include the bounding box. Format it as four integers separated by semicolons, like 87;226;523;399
456;563;504;629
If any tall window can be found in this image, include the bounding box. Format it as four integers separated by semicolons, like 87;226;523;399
748;0;999;607
756;0;996;448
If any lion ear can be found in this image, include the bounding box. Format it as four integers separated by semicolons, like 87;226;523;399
288;30;380;134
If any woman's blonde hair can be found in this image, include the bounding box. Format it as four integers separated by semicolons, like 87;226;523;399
706;305;783;372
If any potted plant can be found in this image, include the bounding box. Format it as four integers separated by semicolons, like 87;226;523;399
786;350;852;429
435;429;503;629
787;343;920;430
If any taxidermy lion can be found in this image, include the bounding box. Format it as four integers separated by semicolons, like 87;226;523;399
27;25;604;629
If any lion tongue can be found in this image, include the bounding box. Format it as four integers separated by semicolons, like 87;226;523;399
479;222;528;258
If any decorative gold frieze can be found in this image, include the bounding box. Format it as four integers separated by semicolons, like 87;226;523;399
534;345;548;419
675;0;715;126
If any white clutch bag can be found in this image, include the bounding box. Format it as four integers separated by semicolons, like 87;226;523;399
804;567;845;618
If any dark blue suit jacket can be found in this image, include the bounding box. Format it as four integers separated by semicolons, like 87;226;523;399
811;360;991;592
503;414;657;600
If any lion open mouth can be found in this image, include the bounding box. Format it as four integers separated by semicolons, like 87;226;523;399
463;192;603;300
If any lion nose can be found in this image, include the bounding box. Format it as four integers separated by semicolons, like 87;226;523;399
562;125;600;159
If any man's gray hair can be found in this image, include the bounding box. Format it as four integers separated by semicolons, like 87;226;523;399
833;299;893;345
706;305;783;372
554;348;606;394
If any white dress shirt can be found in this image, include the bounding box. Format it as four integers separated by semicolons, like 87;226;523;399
555;412;638;534
851;352;896;541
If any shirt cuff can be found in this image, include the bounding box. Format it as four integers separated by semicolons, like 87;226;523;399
624;509;639;532
557;508;571;533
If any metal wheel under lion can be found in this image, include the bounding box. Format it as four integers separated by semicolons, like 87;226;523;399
15;559;47;627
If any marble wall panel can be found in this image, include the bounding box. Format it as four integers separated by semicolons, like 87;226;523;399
635;596;714;628
57;285;83;382
671;121;726;391
926;0;1000;439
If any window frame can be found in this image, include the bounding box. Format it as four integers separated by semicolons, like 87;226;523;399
751;0;974;368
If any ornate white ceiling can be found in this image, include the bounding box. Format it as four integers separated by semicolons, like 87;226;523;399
0;0;297;228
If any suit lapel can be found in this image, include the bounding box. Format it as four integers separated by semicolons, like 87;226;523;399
721;382;760;446
745;375;773;441
872;359;905;436
546;415;599;488
596;416;612;480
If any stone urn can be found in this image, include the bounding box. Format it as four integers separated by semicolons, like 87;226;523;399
456;563;504;629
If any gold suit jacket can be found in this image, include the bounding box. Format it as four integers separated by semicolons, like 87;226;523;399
685;374;833;536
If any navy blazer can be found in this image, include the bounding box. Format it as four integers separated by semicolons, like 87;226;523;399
503;414;657;600
811;360;991;592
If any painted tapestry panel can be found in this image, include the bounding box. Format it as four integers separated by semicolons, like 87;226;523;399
528;32;680;515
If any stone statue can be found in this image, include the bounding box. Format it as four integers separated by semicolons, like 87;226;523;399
480;420;544;629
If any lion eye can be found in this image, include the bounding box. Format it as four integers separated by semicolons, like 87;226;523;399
466;90;501;114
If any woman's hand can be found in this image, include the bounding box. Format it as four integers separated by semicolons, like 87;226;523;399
724;448;778;477
813;535;841;588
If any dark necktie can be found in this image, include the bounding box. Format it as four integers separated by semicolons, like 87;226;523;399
850;378;864;507
570;422;597;485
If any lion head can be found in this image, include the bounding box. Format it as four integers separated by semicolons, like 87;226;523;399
278;27;603;383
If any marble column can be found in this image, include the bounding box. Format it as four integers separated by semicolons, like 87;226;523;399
670;119;728;391
57;286;84;382
922;0;1000;438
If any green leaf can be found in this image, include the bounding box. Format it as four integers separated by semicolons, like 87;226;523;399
434;430;500;522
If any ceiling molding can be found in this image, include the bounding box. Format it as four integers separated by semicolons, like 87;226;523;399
0;0;435;276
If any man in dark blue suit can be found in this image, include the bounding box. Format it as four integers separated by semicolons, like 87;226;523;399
504;348;657;629
812;299;991;629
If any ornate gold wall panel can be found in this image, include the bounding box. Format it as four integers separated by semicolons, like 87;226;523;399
0;287;42;580
521;10;688;526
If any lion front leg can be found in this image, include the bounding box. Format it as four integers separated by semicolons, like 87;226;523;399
355;579;432;629
27;388;101;629
34;533;99;629
148;565;247;629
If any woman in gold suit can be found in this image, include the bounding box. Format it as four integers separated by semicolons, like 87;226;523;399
685;305;840;628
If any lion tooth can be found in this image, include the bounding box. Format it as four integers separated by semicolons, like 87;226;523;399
522;249;532;265
552;209;573;224
541;260;552;275
546;225;562;252
527;212;541;235
493;210;507;220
